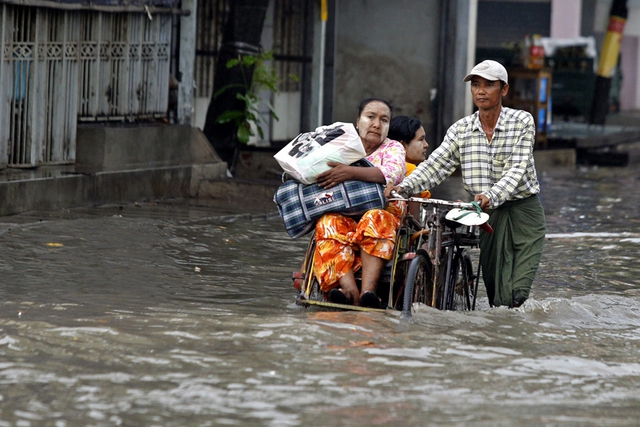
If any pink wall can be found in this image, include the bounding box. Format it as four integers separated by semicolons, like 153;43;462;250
620;36;639;111
550;0;582;39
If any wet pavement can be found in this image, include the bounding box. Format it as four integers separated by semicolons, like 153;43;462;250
1;165;640;426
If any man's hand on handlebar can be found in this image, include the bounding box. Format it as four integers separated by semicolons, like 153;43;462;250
384;184;409;199
474;194;490;211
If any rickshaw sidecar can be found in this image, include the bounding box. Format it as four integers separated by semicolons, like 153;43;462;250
292;200;483;316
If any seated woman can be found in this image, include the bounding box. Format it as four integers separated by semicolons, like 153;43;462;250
388;116;431;217
313;98;406;308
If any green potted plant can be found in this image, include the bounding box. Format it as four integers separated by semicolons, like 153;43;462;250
214;51;282;145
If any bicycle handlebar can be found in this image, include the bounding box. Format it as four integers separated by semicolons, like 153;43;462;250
409;197;474;209
390;191;474;209
390;190;493;232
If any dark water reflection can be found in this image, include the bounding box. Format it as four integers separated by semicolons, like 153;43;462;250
1;166;640;426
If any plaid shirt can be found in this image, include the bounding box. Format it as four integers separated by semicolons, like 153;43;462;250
399;106;540;208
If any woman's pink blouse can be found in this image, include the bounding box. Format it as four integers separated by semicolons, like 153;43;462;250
365;138;406;186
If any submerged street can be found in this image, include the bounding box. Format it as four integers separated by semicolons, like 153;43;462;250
1;165;640;426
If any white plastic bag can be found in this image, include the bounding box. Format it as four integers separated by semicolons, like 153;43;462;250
273;122;365;184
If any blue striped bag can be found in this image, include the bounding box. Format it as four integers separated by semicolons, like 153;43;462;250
273;161;387;238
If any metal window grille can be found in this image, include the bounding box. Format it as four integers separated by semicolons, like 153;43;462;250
77;12;171;121
194;0;228;99
271;0;313;139
273;0;306;93
0;4;172;168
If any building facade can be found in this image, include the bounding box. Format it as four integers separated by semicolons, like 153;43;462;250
0;0;188;169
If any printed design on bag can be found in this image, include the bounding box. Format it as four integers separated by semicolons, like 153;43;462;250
313;192;335;206
287;125;345;159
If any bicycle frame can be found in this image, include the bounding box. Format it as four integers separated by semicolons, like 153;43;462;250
403;196;482;312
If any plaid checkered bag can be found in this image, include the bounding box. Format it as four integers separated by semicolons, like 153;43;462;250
273;160;387;238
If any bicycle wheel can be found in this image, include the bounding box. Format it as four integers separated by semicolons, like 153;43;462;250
443;248;475;311
401;251;449;318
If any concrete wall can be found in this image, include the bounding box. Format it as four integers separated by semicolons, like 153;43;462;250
0;125;228;216
333;0;441;143
0;163;227;216
76;124;220;173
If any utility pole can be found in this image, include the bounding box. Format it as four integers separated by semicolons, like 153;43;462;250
589;0;627;125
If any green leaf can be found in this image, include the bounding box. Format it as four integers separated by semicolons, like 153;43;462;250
225;58;240;68
239;54;257;66
214;83;246;99
235;92;251;103
237;123;251;144
215;110;245;124
263;100;279;121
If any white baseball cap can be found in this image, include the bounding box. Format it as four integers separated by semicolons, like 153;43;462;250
463;60;508;84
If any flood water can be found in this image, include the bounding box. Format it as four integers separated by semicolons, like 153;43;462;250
1;165;640;426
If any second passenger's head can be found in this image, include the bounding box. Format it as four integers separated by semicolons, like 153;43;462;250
389;116;428;165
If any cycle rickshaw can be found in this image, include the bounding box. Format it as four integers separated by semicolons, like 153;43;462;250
292;195;491;319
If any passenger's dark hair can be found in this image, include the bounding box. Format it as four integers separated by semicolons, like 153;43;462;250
388;116;422;143
357;97;394;117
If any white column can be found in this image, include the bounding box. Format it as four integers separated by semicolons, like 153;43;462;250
465;0;478;116
178;0;197;125
623;8;640;110
551;0;582;39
